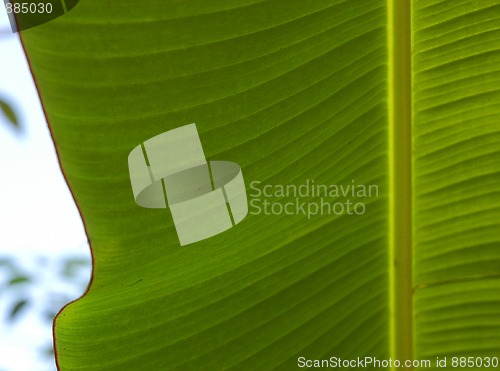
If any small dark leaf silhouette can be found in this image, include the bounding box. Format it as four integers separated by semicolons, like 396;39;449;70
8;299;28;321
0;99;19;129
8;275;31;286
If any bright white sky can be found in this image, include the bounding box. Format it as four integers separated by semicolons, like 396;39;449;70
0;9;89;371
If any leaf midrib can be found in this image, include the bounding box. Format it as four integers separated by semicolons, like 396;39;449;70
388;0;413;363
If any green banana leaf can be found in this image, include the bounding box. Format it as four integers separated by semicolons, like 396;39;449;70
18;0;500;369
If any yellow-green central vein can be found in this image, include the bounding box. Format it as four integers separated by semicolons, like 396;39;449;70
388;0;413;365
